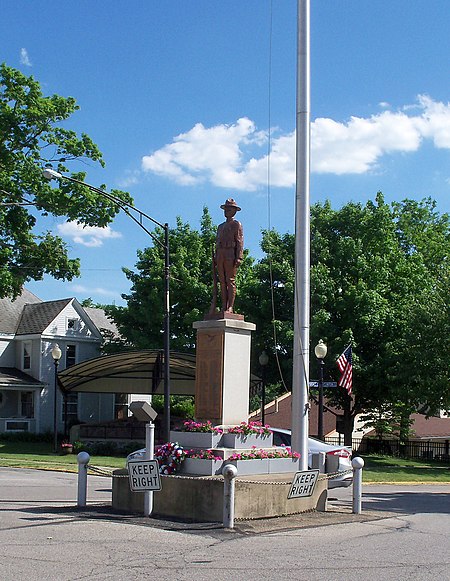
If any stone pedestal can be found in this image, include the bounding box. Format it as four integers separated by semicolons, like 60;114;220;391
193;318;256;425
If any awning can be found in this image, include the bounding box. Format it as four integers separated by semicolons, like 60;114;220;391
57;350;196;395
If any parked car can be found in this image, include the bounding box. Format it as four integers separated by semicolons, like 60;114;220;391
271;427;353;488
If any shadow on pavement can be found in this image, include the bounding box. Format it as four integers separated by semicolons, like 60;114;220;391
363;491;450;514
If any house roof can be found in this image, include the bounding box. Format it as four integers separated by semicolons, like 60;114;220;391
83;307;118;336
0;288;42;334
15;299;72;335
0;367;45;389
410;413;450;440
249;391;340;437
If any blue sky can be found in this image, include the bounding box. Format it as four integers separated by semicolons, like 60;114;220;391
2;1;450;305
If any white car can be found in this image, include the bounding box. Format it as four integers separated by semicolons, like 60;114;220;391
271;427;353;488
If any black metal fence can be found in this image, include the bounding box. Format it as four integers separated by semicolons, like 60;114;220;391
325;437;450;462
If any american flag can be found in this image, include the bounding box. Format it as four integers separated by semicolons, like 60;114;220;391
337;345;353;395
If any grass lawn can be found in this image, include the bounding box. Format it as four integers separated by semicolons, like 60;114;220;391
1;441;449;483
362;454;450;483
0;440;126;472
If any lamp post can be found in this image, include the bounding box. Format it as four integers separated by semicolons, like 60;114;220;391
314;339;327;441
51;343;62;453
258;350;269;425
43;168;171;442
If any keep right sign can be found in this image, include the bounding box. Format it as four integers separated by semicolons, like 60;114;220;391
288;469;319;499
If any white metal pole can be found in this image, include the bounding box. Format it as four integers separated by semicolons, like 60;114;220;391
77;452;90;508
292;0;311;471
222;463;238;529
352;456;364;514
144;421;155;516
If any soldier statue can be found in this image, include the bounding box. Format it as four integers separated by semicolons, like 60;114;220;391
212;198;243;314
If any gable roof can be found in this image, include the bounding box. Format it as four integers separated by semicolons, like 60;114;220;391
15;299;72;335
0;288;42;334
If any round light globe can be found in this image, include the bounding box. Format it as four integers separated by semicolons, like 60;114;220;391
314;339;327;360
51;344;62;361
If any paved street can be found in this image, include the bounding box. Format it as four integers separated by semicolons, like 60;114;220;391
0;468;449;580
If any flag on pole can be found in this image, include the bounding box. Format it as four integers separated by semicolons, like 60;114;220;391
337;345;353;395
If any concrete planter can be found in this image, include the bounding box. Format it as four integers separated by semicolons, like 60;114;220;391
222;432;273;449
169;430;223;449
223;458;270;475
180;458;223;476
268;457;301;474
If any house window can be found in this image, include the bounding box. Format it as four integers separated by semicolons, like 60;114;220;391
67;318;80;331
21;392;34;418
64;393;79;424
114;393;128;420
66;344;76;368
23;342;31;370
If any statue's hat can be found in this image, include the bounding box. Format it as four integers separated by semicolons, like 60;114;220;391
220;198;241;211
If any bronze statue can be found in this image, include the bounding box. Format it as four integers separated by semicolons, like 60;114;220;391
211;198;244;314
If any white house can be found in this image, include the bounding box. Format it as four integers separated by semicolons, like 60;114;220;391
0;288;120;435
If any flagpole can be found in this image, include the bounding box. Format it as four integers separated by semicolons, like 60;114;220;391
291;0;310;471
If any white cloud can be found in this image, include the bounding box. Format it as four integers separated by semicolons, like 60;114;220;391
117;170;141;188
20;48;32;67
141;96;450;189
57;221;122;247
70;284;119;298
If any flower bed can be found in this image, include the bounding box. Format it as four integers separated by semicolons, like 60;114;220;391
179;446;301;476
223;422;273;448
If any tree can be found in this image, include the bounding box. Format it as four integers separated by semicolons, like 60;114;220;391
0;63;132;298
309;194;450;441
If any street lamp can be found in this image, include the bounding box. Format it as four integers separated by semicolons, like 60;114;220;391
51;343;62;453
43;167;171;441
314;339;327;441
258;350;269;425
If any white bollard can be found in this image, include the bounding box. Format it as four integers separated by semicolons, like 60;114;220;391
144;421;155;517
77;451;90;508
352;456;365;514
222;463;238;529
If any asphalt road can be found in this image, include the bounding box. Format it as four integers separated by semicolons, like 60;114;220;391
0;468;448;581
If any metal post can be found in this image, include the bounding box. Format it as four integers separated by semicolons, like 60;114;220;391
352;456;364;514
318;358;324;441
222;463;238;529
77;452;90;508
291;0;311;471
144;421;155;516
53;359;59;453
163;224;171;443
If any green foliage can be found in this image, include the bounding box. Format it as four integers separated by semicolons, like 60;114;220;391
0;431;53;443
104;193;449;432
0;63;132;298
151;395;195;419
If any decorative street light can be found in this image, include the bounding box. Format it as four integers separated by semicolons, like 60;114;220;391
314;339;327;441
43;168;171;441
258;350;269;425
51;343;62;453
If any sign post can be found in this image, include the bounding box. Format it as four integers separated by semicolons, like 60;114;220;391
128;401;159;516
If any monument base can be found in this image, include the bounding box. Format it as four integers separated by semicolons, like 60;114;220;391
193;318;256;425
112;470;328;521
